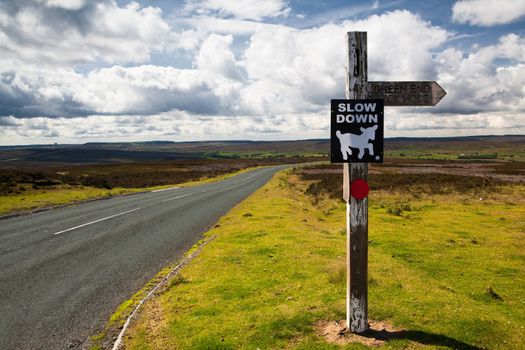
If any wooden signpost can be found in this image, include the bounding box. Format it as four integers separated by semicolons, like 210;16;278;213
338;32;446;333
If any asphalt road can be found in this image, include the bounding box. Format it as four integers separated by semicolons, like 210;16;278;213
0;165;287;349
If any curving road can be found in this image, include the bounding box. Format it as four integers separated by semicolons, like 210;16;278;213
0;165;287;349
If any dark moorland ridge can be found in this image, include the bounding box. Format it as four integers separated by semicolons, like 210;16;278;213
1;135;524;150
0;135;523;164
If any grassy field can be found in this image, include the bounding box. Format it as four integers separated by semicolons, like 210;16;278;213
117;166;525;350
382;136;525;161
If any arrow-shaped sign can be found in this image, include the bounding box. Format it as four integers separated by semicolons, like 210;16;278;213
367;81;446;106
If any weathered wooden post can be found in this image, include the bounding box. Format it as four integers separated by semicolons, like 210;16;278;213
334;31;446;334
344;31;369;333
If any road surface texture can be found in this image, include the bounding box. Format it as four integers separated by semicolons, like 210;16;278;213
0;165;287;349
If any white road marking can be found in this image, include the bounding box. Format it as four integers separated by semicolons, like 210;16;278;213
151;187;180;193
53;207;142;236
162;193;193;203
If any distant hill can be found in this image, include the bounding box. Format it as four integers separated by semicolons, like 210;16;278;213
0;148;201;164
0;135;523;165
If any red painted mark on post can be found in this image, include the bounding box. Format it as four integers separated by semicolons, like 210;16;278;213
350;179;369;200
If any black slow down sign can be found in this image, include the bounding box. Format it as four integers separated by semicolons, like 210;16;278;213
330;99;384;163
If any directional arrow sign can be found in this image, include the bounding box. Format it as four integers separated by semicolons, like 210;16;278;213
367;81;446;106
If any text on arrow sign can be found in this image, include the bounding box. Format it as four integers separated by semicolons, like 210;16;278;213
367;81;446;106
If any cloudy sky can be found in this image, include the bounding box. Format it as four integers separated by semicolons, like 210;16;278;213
1;0;524;145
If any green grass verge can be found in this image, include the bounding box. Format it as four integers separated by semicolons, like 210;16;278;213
121;170;525;349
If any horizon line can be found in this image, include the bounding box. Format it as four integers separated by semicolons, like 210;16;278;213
1;134;525;148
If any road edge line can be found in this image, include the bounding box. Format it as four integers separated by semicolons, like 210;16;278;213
151;187;180;193
111;234;217;350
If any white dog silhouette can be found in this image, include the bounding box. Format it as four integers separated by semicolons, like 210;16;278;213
336;125;378;160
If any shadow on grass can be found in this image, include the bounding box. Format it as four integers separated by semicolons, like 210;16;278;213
362;328;484;350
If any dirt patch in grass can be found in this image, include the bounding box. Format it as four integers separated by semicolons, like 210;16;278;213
317;319;402;346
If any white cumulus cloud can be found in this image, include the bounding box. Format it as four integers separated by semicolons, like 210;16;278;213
195;34;243;80
2;2;525;143
436;33;525;114
0;63;245;117
37;0;87;11
452;0;525;26
0;1;174;66
385;111;525;137
184;0;290;21
238;10;449;116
